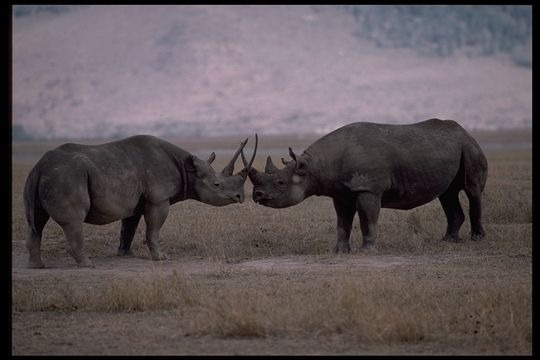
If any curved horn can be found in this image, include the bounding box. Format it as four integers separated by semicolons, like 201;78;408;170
241;147;248;167
238;133;258;178
281;157;292;166
207;152;216;164
265;156;279;174
222;138;248;176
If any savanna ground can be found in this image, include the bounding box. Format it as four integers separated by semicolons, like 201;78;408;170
11;130;532;355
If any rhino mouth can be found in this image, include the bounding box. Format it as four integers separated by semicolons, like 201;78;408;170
255;197;283;208
253;190;277;206
254;196;271;204
228;195;244;204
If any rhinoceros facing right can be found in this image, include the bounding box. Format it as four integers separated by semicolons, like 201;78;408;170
244;119;488;252
24;134;257;268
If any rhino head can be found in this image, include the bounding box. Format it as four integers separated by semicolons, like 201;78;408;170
186;134;258;206
242;146;314;208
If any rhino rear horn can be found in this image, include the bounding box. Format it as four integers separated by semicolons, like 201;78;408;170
265;156;279;174
222;138;248;176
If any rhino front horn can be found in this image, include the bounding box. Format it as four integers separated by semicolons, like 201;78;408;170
238;133;258;179
222;138;248;176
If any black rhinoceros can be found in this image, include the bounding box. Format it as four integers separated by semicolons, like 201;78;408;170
243;119;487;252
24;134;257;268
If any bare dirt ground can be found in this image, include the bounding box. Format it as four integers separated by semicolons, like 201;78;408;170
11;251;531;355
13;253;417;355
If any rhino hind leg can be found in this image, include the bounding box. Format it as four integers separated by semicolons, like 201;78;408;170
461;142;488;240
26;208;49;269
117;213;142;256
332;197;356;253
61;222;94;268
438;189;465;242
465;190;485;240
356;192;381;250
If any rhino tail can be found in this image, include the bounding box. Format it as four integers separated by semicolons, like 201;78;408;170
23;166;48;237
460;141;488;195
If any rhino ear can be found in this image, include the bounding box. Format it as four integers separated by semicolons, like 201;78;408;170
288;147;298;161
288;147;307;175
294;156;308;175
185;155;202;173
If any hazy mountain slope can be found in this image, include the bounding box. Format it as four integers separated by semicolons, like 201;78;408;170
12;5;532;139
344;5;532;65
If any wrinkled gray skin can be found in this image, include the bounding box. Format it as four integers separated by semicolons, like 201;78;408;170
244;119;487;252
24;134;257;268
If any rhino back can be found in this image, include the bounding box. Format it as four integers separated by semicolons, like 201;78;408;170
305;119;484;209
35;135;189;224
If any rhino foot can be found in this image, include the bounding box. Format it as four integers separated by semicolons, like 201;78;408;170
471;232;485;241
151;251;169;261
27;259;45;269
358;242;375;254
76;258;95;268
442;234;462;242
117;248;133;256
333;242;351;254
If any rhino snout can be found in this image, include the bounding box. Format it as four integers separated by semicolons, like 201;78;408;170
253;190;266;203
232;193;244;203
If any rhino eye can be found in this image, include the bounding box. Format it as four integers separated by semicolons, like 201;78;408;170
213;181;221;188
276;179;285;186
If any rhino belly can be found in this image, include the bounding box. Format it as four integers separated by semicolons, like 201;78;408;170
381;167;458;210
85;176;144;225
381;183;445;209
84;194;141;224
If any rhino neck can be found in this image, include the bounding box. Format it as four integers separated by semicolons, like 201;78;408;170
303;147;338;197
302;149;329;197
163;145;192;203
184;173;199;201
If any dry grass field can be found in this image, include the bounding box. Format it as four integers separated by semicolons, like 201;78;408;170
11;130;532;355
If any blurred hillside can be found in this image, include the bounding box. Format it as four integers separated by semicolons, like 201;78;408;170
344;5;531;66
12;5;532;140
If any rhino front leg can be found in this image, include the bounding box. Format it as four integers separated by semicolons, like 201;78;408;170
332;197;356;253
143;201;169;261
117;213;142;256
356;192;381;250
61;221;94;268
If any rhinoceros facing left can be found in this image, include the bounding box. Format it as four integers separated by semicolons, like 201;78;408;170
243;119;487;252
23;134;257;268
